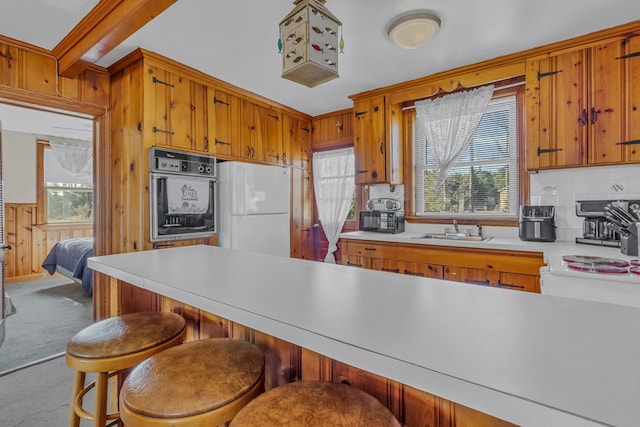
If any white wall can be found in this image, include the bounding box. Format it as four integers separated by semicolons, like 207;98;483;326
529;164;640;241
1;130;37;203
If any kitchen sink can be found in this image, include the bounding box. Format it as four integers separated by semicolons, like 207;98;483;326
412;233;492;242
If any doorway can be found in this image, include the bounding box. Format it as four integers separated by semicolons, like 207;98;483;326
0;103;95;373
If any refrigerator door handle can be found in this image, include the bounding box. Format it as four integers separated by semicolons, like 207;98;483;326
231;166;247;216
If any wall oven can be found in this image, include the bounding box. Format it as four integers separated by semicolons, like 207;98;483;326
149;148;216;242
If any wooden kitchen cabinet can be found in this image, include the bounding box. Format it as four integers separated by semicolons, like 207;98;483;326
290;117;313;260
263;107;285;165
352;95;403;184
444;266;499;287
343;240;397;269
311;108;353;150
341;239;543;293
207;88;241;158
145;65;208;152
397;261;444;279
526;33;640;170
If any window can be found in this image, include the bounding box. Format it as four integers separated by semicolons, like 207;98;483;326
414;93;519;219
38;142;93;223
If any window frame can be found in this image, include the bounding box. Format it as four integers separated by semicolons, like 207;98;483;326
403;84;528;227
36;140;94;225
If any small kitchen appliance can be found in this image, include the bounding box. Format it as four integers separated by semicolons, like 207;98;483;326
575;199;640;255
518;205;556;242
359;198;404;233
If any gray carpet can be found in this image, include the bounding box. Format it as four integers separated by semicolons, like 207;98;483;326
0;275;93;374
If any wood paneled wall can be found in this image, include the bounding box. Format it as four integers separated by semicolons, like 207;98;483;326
155;293;515;427
1;35;110;315
2;203;93;282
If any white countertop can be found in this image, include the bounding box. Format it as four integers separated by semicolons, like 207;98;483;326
341;231;640;284
88;245;640;427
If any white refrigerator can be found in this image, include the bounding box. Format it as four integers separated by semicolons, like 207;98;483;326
217;161;290;257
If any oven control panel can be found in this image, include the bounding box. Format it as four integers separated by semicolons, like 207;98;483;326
150;148;216;177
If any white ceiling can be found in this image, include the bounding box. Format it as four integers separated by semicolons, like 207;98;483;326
1;0;640;138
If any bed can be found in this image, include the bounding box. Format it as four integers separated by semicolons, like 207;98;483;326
41;237;94;297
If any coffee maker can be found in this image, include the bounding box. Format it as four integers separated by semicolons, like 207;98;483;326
575;200;640;253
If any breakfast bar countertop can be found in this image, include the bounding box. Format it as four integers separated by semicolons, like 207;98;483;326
88;245;640;427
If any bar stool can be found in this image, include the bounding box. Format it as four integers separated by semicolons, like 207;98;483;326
66;311;186;427
230;381;401;426
119;338;265;426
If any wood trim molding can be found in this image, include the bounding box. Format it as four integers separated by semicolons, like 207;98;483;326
352;20;640;103
53;0;177;77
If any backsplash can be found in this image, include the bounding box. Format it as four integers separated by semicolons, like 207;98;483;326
530;164;640;241
368;163;640;242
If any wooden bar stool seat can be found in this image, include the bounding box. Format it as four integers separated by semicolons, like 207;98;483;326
119;338;265;427
66;311;186;427
230;381;401;426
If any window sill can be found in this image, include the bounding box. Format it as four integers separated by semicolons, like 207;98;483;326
36;223;93;232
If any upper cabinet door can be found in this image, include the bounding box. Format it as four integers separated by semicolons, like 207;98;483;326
353;95;387;184
526;34;640;170
589;35;640;164
208;88;241;158
525;50;587;170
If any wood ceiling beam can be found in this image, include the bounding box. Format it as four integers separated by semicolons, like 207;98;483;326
53;0;177;78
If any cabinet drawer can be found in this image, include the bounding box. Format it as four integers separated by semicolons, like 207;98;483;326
344;240;397;259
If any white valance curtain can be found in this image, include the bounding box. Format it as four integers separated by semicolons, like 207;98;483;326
414;85;494;191
312;147;355;263
48;140;92;178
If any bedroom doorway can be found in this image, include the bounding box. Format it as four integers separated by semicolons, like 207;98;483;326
0;103;95;374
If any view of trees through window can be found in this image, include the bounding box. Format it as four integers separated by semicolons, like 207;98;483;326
415;95;518;217
46;182;93;223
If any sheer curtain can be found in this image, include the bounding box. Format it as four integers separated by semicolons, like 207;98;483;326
48;139;93;178
312;147;355;263
414;85;494;191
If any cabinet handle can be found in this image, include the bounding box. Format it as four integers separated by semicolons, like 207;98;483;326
268;114;279;120
364;247;377;251
152;127;175;135
381;268;400;273
268;154;280;161
356;169;369;174
615;51;640;60
152;76;174;87
2;244;13;250
580;109;588;126
404;270;424;277
590;107;597;124
463;279;491;286
537;147;563;156
215;138;231;146
497;281;525;290
204;136;209;151
214;97;229;105
616;139;640;146
379;141;384;155
355;111;367;118
347;262;363;267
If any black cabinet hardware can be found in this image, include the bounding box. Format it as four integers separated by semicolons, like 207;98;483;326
537;70;562;79
616;139;640;146
215;138;230;146
214;97;229;105
537;147;563;155
152;76;174;87
153;127;174;135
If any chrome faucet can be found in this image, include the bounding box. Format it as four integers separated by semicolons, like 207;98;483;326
453;220;459;233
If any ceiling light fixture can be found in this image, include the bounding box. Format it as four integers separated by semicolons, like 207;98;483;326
387;12;441;49
278;0;343;88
